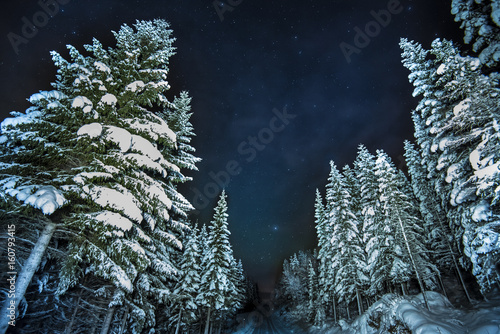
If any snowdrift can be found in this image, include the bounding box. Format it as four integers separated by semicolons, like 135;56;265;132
314;292;500;334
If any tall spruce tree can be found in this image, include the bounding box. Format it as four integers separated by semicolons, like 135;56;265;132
402;36;500;294
375;150;437;309
0;20;199;333
451;0;500;68
326;161;364;317
314;188;333;321
197;191;234;334
404;140;473;302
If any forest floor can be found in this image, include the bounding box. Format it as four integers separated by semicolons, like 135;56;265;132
304;291;500;334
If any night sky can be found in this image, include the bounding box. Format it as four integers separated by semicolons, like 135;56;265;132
1;0;464;292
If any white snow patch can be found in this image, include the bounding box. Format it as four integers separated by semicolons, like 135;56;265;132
324;292;500;334
29;90;66;104
125;80;145;92
99;93;117;106
1;109;43;130
104;126;132;152
453;98;471;116
83;185;142;223
446;163;462;183
130;134;162;161
5;184;66;215
474;161;500;179
94;61;111;73
124;116;177;144
124;153;167;177
91;211;133;232
72;96;93;109
77;123;103;139
437;63;447;75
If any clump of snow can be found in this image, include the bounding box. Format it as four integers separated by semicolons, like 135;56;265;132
474;161;500;179
316;292;500;334
72;96;92;108
94;61;111;73
453;98;471;116
3;182;66;215
125;80;145;92
436;63;447;75
104;125;132;152
90;211;133;232
124;115;177;144
29;90;66;104
130;134;162;161
77;123;103;139
446;163;462;183
124;153;167;177
1;108;43;131
83;185;142;223
99;93;117;106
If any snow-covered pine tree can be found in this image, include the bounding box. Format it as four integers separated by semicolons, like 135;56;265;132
353;145;385;299
326;161;364;317
342;164;369;313
430;38;500;294
313;189;334;316
451;0;500;68
168;226;201;334
400;38;468;272
197;191;234;334
402;35;500;294
404;140;472;302
306;260;319;323
375;150;438;309
0;20;200;333
225;258;246;317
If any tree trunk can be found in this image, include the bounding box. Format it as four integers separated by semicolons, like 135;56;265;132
0;221;57;334
401;282;407;296
175;309;183;334
437;274;448;299
434;214;472;304
346;302;350;320
100;305;116;334
332;294;337;322
65;293;82;334
204;307;211;334
356;287;363;316
397;215;430;310
118;306;129;334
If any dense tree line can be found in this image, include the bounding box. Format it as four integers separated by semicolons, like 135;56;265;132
277;0;499;326
0;20;246;333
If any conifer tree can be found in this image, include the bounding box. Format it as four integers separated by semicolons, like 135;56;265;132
353;145;384;298
0;20;199;333
326;161;365;316
404;140;472;302
375;150;437;309
170;227;201;334
197;191;234;334
451;0;500;68
314;188;333;318
401;36;500;294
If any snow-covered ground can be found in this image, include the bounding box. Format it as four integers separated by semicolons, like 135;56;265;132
306;292;500;334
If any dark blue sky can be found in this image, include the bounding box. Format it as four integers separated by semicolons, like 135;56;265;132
0;0;464;292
